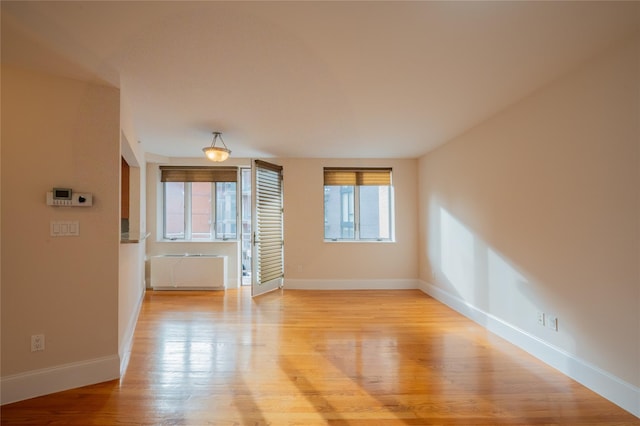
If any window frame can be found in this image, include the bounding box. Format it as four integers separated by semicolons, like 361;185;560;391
323;167;394;243
160;166;239;241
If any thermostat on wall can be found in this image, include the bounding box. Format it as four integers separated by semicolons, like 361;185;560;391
53;187;72;200
46;188;93;207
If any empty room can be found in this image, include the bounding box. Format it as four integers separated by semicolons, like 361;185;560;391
1;1;639;424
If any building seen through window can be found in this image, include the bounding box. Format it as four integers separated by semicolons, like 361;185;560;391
161;166;238;241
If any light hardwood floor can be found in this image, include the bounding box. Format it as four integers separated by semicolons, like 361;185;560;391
2;288;638;425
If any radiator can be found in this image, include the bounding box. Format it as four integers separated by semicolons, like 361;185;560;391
150;255;227;290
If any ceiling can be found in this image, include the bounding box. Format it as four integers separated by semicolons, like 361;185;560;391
2;1;639;159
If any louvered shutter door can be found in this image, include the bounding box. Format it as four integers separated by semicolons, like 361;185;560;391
255;161;284;285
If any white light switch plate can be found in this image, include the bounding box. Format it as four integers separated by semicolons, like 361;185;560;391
51;221;79;237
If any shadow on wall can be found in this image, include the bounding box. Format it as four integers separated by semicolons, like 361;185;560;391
427;201;575;354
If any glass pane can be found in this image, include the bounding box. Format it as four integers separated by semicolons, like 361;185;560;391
241;169;252;284
359;185;390;239
216;182;237;239
164;182;185;239
191;182;212;239
324;185;354;239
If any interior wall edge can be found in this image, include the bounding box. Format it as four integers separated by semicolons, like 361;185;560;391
118;284;145;377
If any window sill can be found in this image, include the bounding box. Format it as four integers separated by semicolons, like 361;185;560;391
121;232;151;244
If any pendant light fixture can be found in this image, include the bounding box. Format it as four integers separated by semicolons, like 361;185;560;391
203;131;231;162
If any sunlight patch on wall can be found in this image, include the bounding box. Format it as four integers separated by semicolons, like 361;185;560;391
434;205;544;332
487;247;536;320
440;207;475;300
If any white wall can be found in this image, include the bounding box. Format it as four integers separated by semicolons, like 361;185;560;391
118;98;147;372
118;242;145;372
281;158;419;289
1;65;121;403
418;35;639;415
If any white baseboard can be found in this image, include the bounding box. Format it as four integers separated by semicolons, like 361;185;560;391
418;280;640;418
1;355;120;405
284;278;419;290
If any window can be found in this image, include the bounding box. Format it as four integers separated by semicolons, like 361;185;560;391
161;166;237;240
324;168;393;241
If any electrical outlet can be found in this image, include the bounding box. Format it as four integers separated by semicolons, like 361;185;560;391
537;311;545;326
31;334;45;352
546;315;558;331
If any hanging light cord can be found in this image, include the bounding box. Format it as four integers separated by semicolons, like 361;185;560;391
210;132;229;150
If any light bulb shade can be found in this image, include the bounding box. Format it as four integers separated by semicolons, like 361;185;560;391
203;132;231;162
203;146;231;162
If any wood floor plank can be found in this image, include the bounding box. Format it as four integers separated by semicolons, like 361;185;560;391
1;288;638;425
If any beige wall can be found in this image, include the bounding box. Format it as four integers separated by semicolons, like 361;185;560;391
280;158;418;282
418;34;639;389
1;66;120;377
